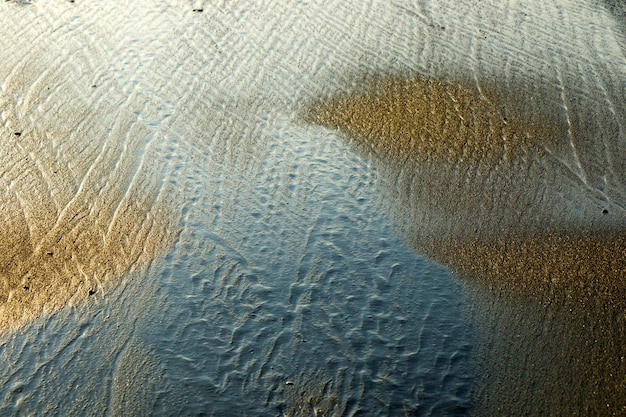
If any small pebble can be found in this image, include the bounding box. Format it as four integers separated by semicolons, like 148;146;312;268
285;381;294;386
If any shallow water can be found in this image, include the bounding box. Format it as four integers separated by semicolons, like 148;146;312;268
0;0;624;415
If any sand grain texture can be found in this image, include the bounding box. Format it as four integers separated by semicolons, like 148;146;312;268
0;17;179;332
1;0;625;415
305;74;626;304
305;73;626;414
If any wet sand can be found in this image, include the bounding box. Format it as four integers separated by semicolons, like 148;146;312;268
0;49;179;332
304;73;626;414
1;0;625;414
304;74;625;304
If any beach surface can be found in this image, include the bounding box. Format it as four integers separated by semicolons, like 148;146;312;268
0;0;624;415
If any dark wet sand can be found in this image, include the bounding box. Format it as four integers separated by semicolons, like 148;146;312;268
303;73;626;415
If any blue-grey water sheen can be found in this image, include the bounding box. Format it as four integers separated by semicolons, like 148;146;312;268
154;130;475;415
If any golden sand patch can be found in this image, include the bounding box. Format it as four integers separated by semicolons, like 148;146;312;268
303;75;562;166
425;229;626;304
0;117;178;333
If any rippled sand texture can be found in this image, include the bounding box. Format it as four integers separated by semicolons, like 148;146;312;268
305;75;626;303
305;73;626;414
1;0;626;415
304;29;626;417
0;1;479;415
0;7;178;331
